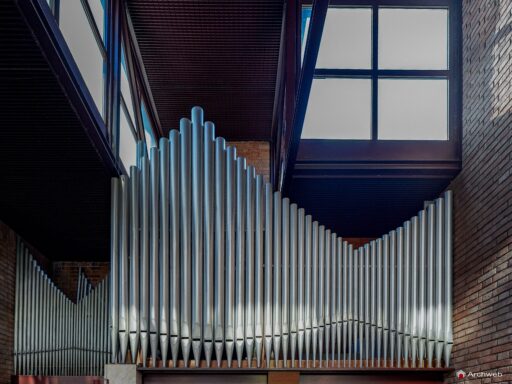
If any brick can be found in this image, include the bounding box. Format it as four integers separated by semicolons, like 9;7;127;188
447;1;512;382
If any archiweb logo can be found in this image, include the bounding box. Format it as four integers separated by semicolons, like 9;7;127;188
456;369;503;380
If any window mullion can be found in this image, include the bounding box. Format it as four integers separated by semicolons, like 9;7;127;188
371;4;378;141
80;0;107;59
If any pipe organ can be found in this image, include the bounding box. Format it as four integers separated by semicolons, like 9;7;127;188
13;240;110;376
110;107;454;369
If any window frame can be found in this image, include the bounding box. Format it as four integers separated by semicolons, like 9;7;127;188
296;0;461;163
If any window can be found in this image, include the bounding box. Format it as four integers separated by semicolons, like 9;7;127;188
302;78;372;139
119;44;139;169
301;4;451;141
59;0;106;118
119;105;138;169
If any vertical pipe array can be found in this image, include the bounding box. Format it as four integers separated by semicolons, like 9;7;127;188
13;242;109;376
103;107;454;370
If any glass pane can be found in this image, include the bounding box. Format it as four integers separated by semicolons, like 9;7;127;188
378;79;448;140
141;101;156;149
119;107;137;169
121;50;136;124
302;78;372;140
60;0;105;116
316;8;372;69
87;0;105;41
379;8;448;70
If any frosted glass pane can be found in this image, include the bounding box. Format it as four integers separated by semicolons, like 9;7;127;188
60;0;105;116
87;0;105;41
379;8;448;69
121;65;135;124
119;107;137;169
378;79;448;140
302;78;372;140
316;8;372;69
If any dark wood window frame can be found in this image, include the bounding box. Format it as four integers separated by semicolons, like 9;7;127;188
282;0;462;189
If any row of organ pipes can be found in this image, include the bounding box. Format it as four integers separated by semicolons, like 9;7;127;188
110;107;454;369
13;240;110;376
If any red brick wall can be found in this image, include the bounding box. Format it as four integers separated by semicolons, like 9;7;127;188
228;141;270;182
446;1;512;382
0;221;16;384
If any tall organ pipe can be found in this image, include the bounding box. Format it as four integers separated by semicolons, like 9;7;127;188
245;165;256;367
149;147;160;367
170;130;181;366
254;175;264;367
191;107;204;367
273;191;282;366
297;208;305;367
129;166;140;363
214;137;226;366
290;204;298;367
159;138;170;367
281;198;290;367
235;157;247;367
264;183;273;368
203;122;215;367
225;145;237;367
180;118;192;367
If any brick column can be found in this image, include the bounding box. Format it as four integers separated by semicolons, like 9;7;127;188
446;1;512;382
0;221;17;383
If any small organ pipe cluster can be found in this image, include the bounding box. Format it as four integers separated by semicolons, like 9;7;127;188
110;107;454;370
13;240;109;376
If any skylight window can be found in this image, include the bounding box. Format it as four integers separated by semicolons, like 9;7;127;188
302;79;371;139
301;5;451;141
379;9;448;70
316;8;372;69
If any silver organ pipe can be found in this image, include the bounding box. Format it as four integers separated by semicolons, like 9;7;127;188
214;137;226;367
202;135;214;359
289;203;298;368
159;138;170;367
297;208;305;367
235;157;246;368
272;191;282;367
11;106;455;376
254;175;264;367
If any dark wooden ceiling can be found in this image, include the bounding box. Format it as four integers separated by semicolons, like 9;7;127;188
126;0;284;140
